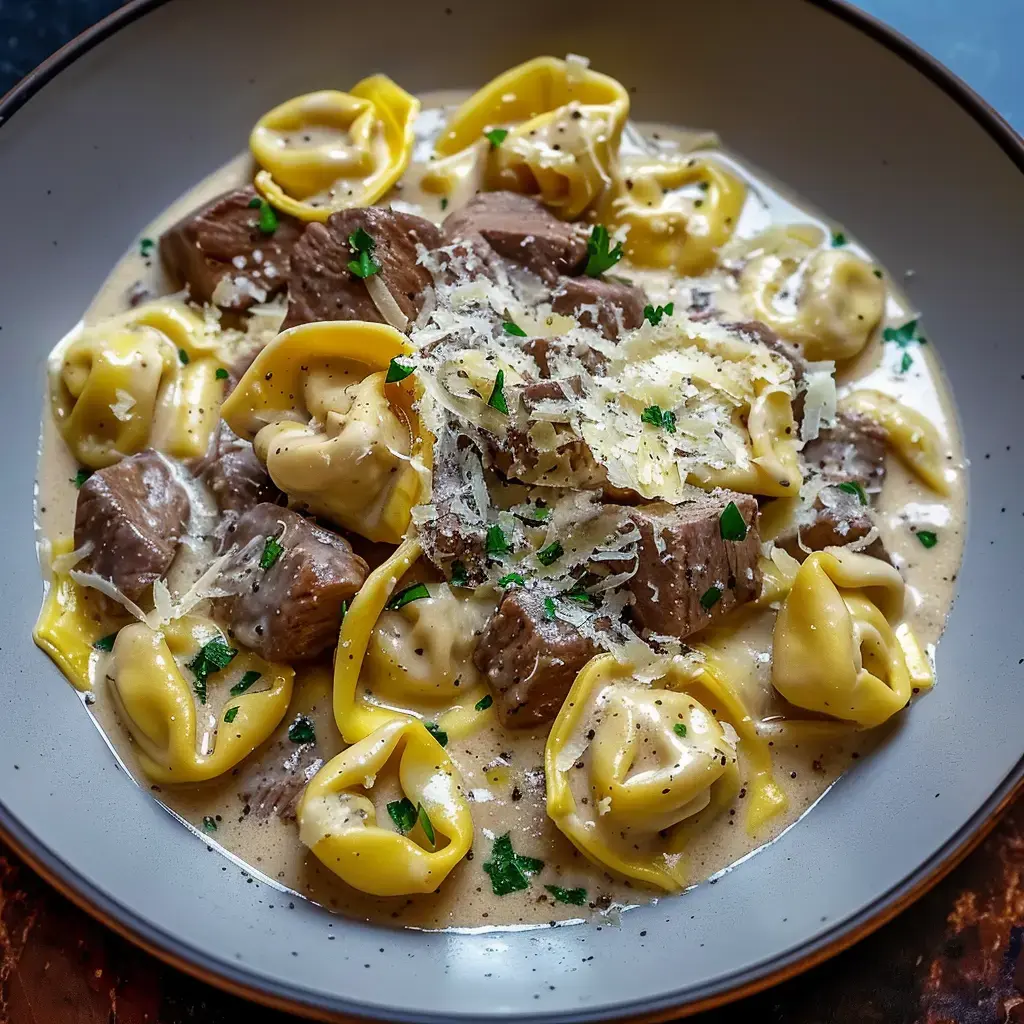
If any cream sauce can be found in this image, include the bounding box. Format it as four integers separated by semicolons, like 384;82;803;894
33;90;966;930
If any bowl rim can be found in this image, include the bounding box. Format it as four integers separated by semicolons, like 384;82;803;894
2;1;1023;1020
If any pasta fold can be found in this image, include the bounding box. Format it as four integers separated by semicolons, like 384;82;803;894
297;718;473;896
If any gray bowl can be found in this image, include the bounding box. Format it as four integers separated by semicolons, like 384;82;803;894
1;0;1022;1020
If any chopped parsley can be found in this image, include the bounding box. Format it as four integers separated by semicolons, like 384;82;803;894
385;357;415;383
339;600;348;624
349;227;374;251
916;530;938;549
450;561;470;588
545;884;587;906
531;505;551;521
440;197;449;211
178;347;190;365
139;237;155;257
487;369;508;414
386;581;431;611
223;706;239;724
673;722;688;738
202;815;217;833
564;587;596;608
502;320;527;337
873;268;884;278
387;797;417;834
92;632;117;652
230;670;261;697
699;586;723;611
484;127;509;149
71;468;92;488
347;227;380;278
417;803;436;846
640;405;676;433
900;351;913;374
215;367;229;380
425;721;448;747
543;597;557;620
643;302;674;327
186;636;238;704
255;199;278;234
831;231;847;247
288;715;316;744
584;224;623;277
475;694;493;712
248;196;262;208
486;523;510;557
260;535;284;571
498;572;526;587
483;833;544;896
883;318;926;347
537;541;564;566
837;480;868;505
719;501;748;542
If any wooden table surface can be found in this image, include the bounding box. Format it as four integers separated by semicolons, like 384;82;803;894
1;798;1022;1024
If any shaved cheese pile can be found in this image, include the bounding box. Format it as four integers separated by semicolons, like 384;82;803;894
800;360;837;443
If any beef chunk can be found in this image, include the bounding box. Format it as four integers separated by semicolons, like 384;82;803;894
473;588;600;728
74;450;189;603
802;411;887;494
775;485;888;562
159;186;302;311
283;207;442;330
442;192;587;284
729;319;809;421
191;422;281;515
551;276;646;340
522;335;608;378
214;505;368;662
239;740;324;821
621;493;762;639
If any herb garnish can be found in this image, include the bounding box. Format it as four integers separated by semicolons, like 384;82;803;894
487;369;509;414
347;228;380;279
584;224;623;277
543;597;557;620
186;636;238;704
253;198;278;234
230;670;261;697
178;347;190;365
873;268;883;279
72;468;92;488
831;231;847;247
837;481;868;505
498;572;526;587
502;320;527;337
916;530;938;549
440;197;449;211
425;721;448;748
224;706;239;724
640;405;676;433
450;561;470;588
202;815;217;833
386;581;431;611
718;501;748;542
385;357;415;383
417;803;436;846
486;523;510;557
215;367;229;380
643;302;674;327
699;586;723;611
92;632;117;652
387;798;418;833
140;237;155;258
260;535;284;570
483;833;544;896
883;319;926;347
475;694;493;712
900;351;913;374
288;715;316;744
545;884;587;906
673;722;688;738
484;128;509;149
537;541;563;566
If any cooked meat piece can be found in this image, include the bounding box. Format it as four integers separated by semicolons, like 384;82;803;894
283;207;442;330
688;288;713;313
239;740;324;821
551;276;646;340
522;335;608;378
620;492;762;639
213;505;368;662
473;587;600;727
159;186;302;311
74;450;190;603
442;192;587;284
775;485;888;562
729;318;809;421
802;411;887;494
427;237;502;289
191;422;281;515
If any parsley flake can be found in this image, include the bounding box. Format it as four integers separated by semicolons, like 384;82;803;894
215;367;229;380
230;670;261;697
417;803;436;846
139;237;155;257
873;268;883;278
502;320;527;337
248;196;262;208
486;523;510;557
288;715;316;744
483;833;544;896
640;405;676;432
186;636;238;704
71;468;92;488
498;572;526;587
543;596;557;621
643;302;675;327
224;706;239;724
900;351;913;374
484;128;509;149
387;798;417;833
385;357;415;383
837;481;868;505
487;369;509;414
440;197;449;211
674;722;688;738
545;884;587;906
450;561;470;588
202;815;217;833
255;199;278;234
537;541;563;566
260;536;284;570
719;501;748;542
699;586;723;611
92;632;117;652
178;347;190;365
882;319;921;347
349;227;375;252
475;694;493;712
387;581;431;611
831;231;847;247
916;530;938;549
425;721;448;748
584;224;623;277
348;247;380;279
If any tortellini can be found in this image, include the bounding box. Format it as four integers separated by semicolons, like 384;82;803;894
739;225;885;362
220;320;428;543
772;549;918;727
601;156;746;274
840;389;950;494
546;653;785;891
430;56;629;219
50;300;222;468
108;616;293;783
298;718;473;896
251;75;418;221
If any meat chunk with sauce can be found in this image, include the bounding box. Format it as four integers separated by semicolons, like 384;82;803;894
522;335;608;378
620;493;762;639
551;276;646;340
802;411;887;494
283;207;442;330
159;186;302;311
442;192;587;284
213;505;368;662
74;450;190;603
473;587;600;728
239;739;324;821
190;422;281;515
